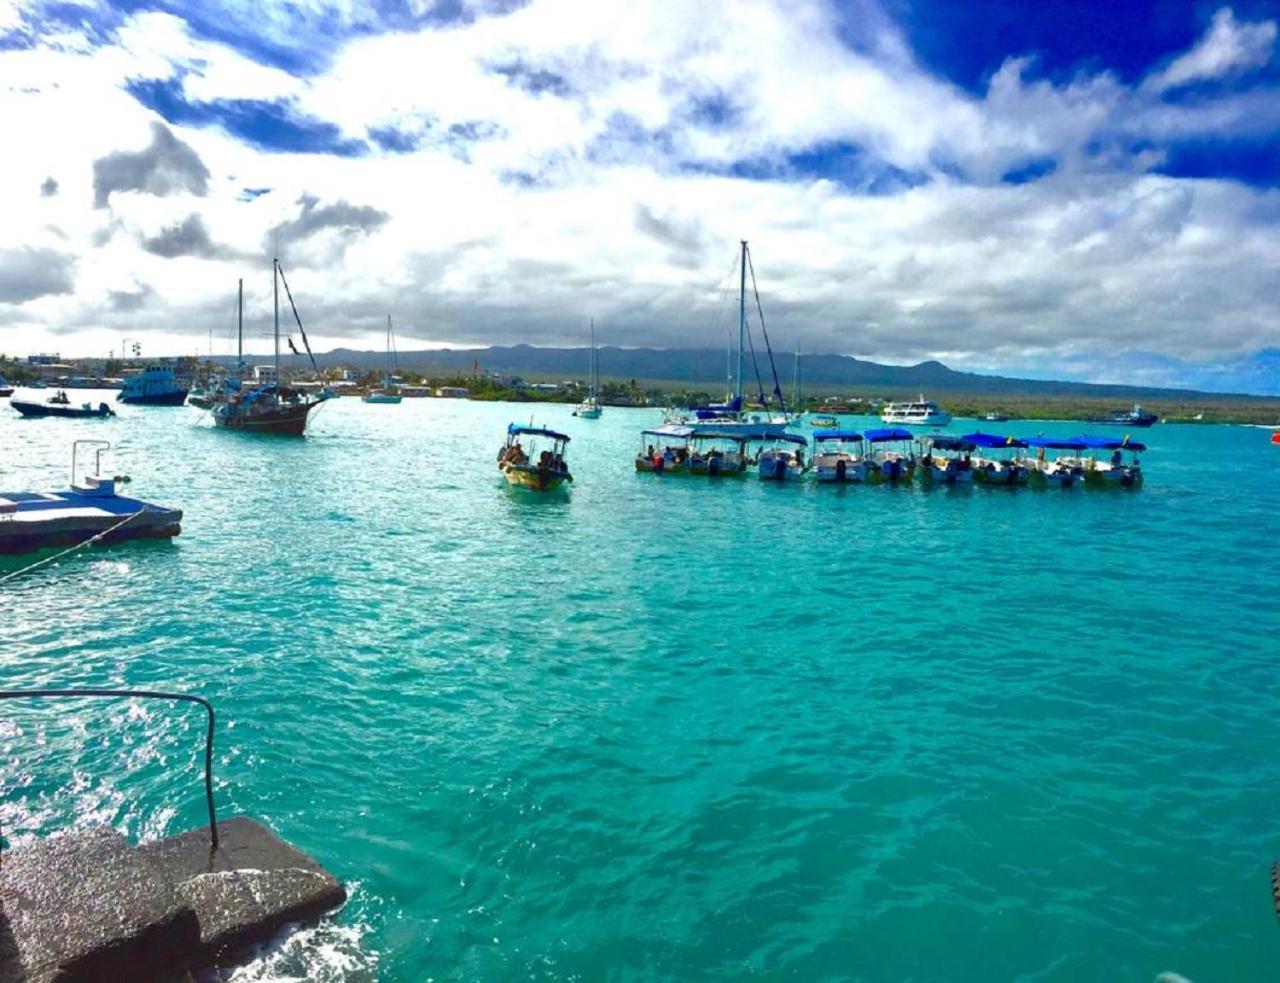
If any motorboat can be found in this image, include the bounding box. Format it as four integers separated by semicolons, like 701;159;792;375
919;435;976;484
812;431;868;483
1058;435;1145;487
962;433;1029;486
983;411;1010;422
118;365;190;405
807;414;838;428
864;427;917;483
1087;403;1158;427
756;433;809;481
0;376;13;397
880;395;951;427
11;392;114;419
498;424;572;490
1019;437;1088;488
686;433;750;477
636;425;693;473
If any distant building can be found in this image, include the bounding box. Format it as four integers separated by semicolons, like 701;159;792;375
435;386;470;399
529;383;559;392
28;353;60;365
253;365;278;384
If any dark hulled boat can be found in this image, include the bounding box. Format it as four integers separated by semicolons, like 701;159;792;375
11;393;114;418
1087;403;1158;427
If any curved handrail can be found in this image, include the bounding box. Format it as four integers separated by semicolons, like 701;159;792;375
0;689;218;858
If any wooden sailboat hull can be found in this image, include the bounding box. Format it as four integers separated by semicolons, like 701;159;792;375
212;401;318;436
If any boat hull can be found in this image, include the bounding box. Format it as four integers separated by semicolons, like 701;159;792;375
118;390;189;406
501;463;571;490
919;463;973;485
362;394;403;404
573;406;602;419
867;459;915;484
635;456;684;474
813;459;867;483
0;492;182;555
10;399;113;419
212;401;318;436
757;456;804;481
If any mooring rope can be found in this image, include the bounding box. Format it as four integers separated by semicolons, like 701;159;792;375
0;510;143;586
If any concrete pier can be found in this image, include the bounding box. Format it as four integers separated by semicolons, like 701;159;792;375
0;817;345;982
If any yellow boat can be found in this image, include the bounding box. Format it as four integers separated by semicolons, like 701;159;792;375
497;424;573;491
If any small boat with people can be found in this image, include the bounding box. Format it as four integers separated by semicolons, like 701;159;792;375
0;440;181;554
498;424;572;490
1056;435;1145;487
636;425;694;473
687;433;751;477
11;391;114;419
962;433;1029;486
806;413;838;429
756;433;809;481
1019;437;1087;488
880;394;951;427
812;431;868;483
1087;403;1158;428
118;365;190;405
919;435;976;485
864;427;917;484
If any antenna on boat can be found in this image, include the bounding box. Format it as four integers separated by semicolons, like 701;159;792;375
737;239;746;407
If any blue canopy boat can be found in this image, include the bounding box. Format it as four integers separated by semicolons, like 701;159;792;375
498;424;572;490
1019;436;1090;488
812;430;867;483
920;435;977;485
637;424;696;473
1060;435;1145;487
756;433;809;482
864;427;916;484
0;441;181;555
960;432;1029;486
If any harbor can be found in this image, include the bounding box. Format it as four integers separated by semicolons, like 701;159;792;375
2;397;1278;979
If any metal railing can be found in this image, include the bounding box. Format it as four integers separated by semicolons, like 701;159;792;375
0;689;218;859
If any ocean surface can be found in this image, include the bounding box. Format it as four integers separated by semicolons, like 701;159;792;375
2;391;1279;982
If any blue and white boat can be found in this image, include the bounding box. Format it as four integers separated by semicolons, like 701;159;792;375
864;427;917;483
756;433;809;481
962;433;1029;486
919;435;976;485
118;365;189;405
812;430;867;483
0;441;181;554
1059;435;1145;487
1019;437;1088;488
636;425;694;473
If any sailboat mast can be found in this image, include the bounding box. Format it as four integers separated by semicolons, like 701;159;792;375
273;259;280;384
590;318;596;397
237;278;243;368
386;313;393;386
737;240;746;404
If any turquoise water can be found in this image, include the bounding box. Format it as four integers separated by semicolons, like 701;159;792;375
2;394;1279;981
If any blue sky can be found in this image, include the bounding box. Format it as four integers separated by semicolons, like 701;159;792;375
1;0;1277;392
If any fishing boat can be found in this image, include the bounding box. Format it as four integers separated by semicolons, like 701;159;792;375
812;431;868;483
1019;437;1088;488
210;266;331;436
118;365;189;405
756;433;809;481
919;435;976;484
962;433;1029;486
864;427;917;483
11;391;114;419
880;395;951;427
807;413;838;428
0;376;13;397
1087;403;1158;427
636;425;694;473
573;319;602;419
497;424;572;490
363;315;402;404
1058;435;1145;487
983;411;1010;422
0;440;181;554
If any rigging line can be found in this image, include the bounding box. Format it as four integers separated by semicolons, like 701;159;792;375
274;263;322;378
0;510;142;586
747;247;787;418
742;297;768;408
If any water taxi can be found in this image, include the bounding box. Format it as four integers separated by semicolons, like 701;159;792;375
1058;435;1145;487
636;425;694;473
11;392;114;419
118;366;189;405
880;394;951;427
1019;437;1088;488
756;433;809;481
807;413;838;428
962;433;1029;486
864;427;917;483
919;435;976;484
812;431;868;483
687;433;750;477
1087;403;1158;428
498;424;572;490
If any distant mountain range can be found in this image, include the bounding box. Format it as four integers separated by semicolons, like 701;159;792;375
223;345;1273;402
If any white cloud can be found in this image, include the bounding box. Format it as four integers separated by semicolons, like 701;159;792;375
1145;8;1277;93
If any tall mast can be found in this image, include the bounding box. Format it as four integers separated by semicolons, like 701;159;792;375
237;278;243;370
737;239;746;404
590;317;596;397
273;258;280;384
386;313;392;386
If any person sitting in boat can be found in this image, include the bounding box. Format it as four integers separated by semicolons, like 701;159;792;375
538;449;552;468
510;443;527;465
1111;449;1122;467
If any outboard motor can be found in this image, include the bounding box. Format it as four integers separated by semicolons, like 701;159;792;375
886;459;900;481
773;457;786;480
653;455;664;472
708;457;721;476
835;459;847;482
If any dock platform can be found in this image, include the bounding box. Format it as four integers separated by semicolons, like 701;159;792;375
0;817;346;982
0;476;181;555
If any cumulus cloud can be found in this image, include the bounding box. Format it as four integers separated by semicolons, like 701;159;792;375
141;214;230;258
92;121;210;207
1145;8;1277;93
0;247;75;303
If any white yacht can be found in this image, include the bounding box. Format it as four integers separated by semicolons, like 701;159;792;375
880;394;951;427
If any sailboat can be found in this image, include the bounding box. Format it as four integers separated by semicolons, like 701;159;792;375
573;319;602;419
363;315;403;404
210;259;331;436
